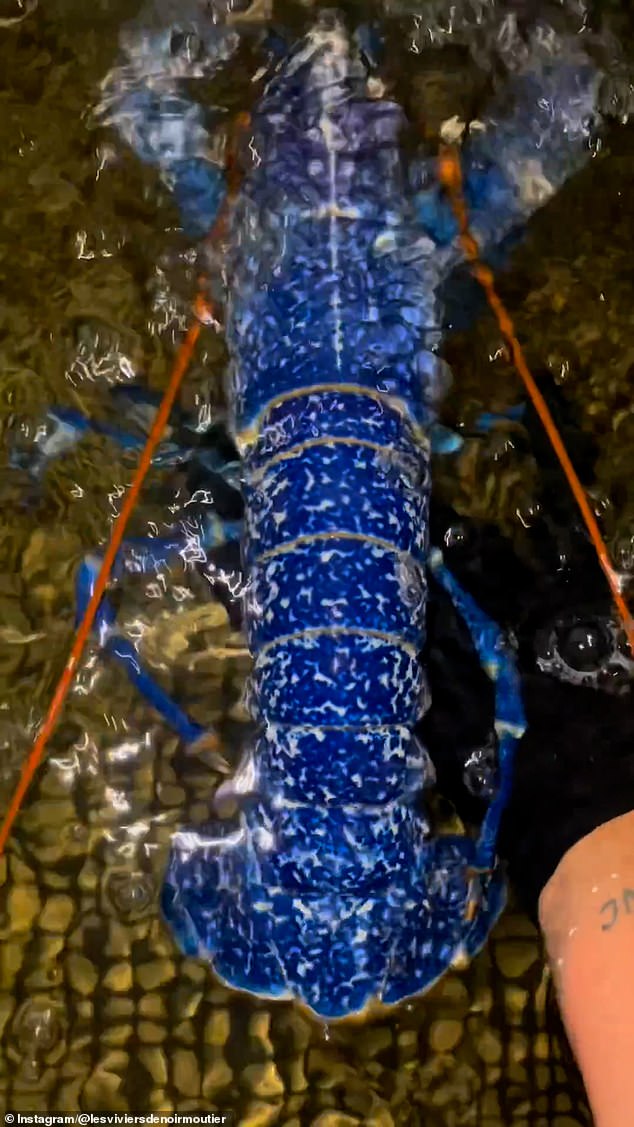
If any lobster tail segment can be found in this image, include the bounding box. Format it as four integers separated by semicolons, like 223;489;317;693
162;805;507;1020
163;590;507;1022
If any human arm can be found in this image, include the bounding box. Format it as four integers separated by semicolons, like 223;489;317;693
539;810;634;1127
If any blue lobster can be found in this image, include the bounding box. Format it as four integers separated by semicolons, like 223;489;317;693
18;6;621;1019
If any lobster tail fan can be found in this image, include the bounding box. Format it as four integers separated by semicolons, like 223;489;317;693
161;788;508;1020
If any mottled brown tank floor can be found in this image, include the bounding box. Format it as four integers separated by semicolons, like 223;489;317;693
1;1;634;1122
0;835;594;1125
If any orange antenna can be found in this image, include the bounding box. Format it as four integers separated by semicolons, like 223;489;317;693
438;144;634;658
0;313;206;859
0;113;251;858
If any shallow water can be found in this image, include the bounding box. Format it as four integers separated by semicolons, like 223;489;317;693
1;0;634;1122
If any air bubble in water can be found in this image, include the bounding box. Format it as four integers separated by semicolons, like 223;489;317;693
463;739;497;799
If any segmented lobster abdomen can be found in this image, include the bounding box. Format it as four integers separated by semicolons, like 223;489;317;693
226;24;440;885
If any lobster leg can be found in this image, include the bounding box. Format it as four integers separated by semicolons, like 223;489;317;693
429;422;464;455
472;404;526;431
23;406;187;473
107;385;245;490
11;383;189;482
428;406;526;456
12;385;243;503
430;412;525;451
76;518;242;744
428;547;527;871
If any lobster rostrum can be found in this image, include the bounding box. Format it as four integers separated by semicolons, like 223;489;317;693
18;5;621;1020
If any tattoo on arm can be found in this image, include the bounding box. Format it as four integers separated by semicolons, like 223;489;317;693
600;889;634;931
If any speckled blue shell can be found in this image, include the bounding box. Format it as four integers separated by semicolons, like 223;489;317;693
163;19;509;1020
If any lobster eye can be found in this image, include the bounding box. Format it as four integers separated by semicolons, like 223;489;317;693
556;620;612;673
